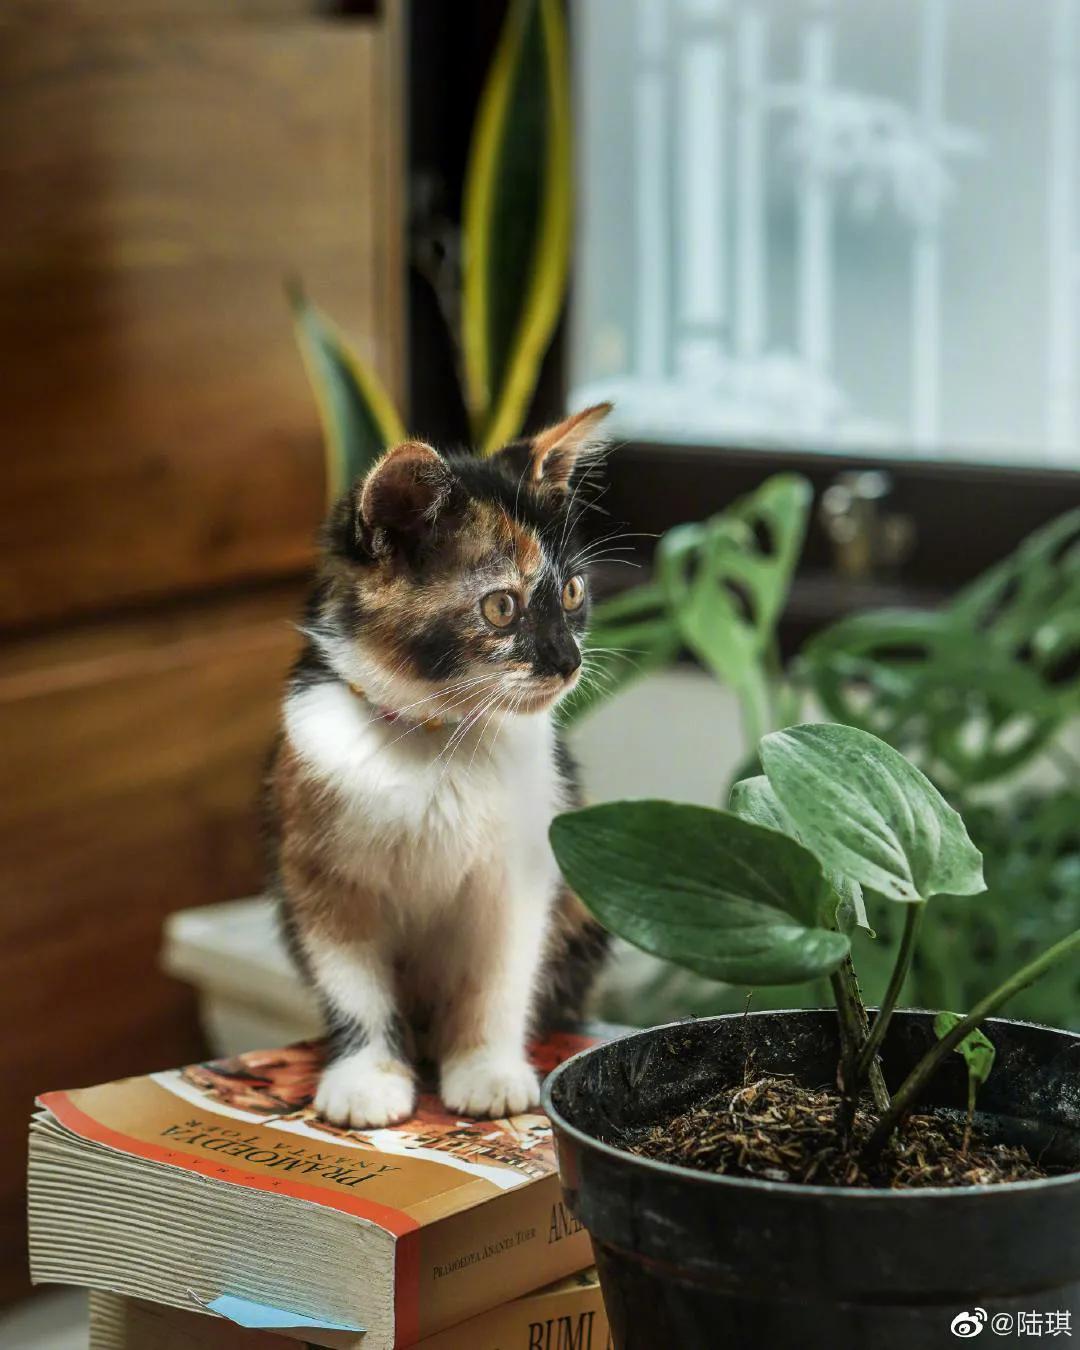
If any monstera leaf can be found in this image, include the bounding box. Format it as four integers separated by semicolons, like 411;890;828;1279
803;509;1080;788
800;610;1060;786
463;0;571;452
562;473;811;732
289;283;405;502
657;475;812;739
953;508;1080;685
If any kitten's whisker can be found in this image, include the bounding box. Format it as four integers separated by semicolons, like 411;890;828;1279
369;668;501;724
570;549;640;568
484;684;526;763
572;553;642;569
559;470;590;554
585;646;650;660
376;674;503;753
375;670;498;721
432;684;502;764
429;684;505;791
572;528;658;559
467;685;509;773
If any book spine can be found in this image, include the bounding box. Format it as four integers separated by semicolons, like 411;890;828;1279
398;1175;594;1346
413;1276;610;1350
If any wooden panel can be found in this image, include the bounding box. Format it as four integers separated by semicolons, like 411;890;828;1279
0;582;306;1302
0;3;367;26
0;15;402;627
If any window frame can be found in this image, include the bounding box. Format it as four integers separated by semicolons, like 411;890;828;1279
407;0;1080;637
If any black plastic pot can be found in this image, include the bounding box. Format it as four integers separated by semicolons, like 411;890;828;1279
542;1011;1080;1350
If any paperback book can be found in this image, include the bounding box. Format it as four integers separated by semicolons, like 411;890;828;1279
29;1035;599;1348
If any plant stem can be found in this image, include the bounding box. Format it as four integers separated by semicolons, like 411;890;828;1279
736;673;770;754
831;959;891;1114
829;971;860;1089
863;926;1080;1159
857;903;924;1079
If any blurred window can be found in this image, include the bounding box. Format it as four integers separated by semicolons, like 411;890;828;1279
571;0;1080;469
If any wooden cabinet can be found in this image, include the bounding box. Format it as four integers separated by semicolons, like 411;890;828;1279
0;0;403;1302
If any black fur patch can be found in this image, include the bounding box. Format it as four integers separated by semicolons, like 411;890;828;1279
554;733;585;809
407;619;467;680
444;452;569;544
287;642;337;695
534;914;610;1033
324;1007;407;1065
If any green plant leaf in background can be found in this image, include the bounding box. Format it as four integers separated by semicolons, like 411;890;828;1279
657;474;812;743
463;0;571;453
801;509;1080;789
549;800;850;985
760;723;986;904
289;282;405;503
799;609;1062;789
953;507;1080;653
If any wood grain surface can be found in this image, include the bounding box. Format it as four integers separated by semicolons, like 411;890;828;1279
1;0;403;1303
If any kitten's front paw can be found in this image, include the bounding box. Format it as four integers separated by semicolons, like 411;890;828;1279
440;1051;540;1119
315;1054;415;1129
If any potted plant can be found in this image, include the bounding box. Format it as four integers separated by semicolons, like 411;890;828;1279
543;722;1080;1348
562;479;1080;1034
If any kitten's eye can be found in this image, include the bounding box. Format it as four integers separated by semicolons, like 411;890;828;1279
481;590;519;629
562;575;586;612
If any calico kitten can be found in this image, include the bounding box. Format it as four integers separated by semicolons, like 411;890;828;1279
266;404;613;1128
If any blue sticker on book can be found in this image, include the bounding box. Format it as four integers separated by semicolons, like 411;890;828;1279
196;1292;364;1333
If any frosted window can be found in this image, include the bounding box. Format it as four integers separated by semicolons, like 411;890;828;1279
570;0;1080;467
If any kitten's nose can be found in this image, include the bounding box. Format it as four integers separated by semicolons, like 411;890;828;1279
536;631;581;679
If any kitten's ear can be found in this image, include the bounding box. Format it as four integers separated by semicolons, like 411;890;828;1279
358;441;458;550
521;402;614;494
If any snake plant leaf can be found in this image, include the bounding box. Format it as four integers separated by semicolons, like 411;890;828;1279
656;475;811;735
729;775;870;933
289;283;405;503
462;0;571;453
558;582;681;728
760;723;986;904
549;800;850;985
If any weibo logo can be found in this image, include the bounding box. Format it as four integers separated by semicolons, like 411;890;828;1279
950;1308;988;1338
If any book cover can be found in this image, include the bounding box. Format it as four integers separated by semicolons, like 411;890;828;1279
36;1034;595;1346
90;1270;611;1350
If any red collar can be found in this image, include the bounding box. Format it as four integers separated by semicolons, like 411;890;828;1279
347;682;446;732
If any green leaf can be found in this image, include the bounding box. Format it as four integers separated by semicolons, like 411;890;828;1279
760;723;986;904
549;801;850;985
802;509;1080;790
657;475;811;705
289;282;405;502
799;609;1060;789
728;775;792;835
933;1012;996;1088
729;775;870;933
463;0;571;451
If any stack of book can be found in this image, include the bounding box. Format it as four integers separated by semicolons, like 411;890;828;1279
28;1034;610;1349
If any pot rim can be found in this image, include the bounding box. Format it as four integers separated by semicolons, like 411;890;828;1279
542;1008;1080;1203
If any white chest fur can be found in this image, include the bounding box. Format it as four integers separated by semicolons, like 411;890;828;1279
283;683;566;913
